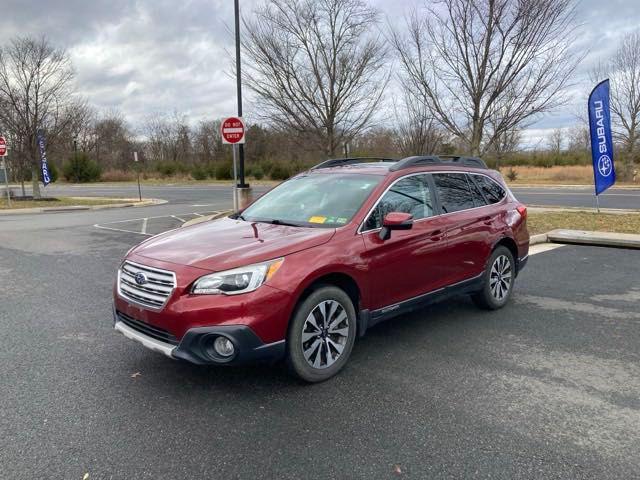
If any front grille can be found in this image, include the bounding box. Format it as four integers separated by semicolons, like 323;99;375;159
116;310;178;345
118;261;176;310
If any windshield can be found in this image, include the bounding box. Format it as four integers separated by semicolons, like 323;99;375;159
241;173;382;227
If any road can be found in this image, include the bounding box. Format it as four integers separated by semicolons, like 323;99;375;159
0;188;639;478
6;182;640;210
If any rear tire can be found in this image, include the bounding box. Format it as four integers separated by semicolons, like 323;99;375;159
472;246;515;310
286;286;357;383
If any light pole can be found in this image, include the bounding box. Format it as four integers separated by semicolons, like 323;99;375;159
234;0;252;207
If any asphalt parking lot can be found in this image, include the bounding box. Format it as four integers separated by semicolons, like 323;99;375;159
1;206;639;479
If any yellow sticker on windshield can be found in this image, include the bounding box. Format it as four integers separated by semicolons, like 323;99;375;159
308;216;327;224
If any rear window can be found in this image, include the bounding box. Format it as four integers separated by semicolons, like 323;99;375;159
472;174;506;204
433;173;475;213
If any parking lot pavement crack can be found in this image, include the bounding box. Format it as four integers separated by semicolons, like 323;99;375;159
516;295;640;321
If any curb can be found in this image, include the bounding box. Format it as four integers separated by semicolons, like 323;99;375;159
529;233;549;245
0;198;167;215
182;210;233;227
546;229;640;250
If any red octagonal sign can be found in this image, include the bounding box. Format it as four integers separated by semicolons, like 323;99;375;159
221;117;245;145
0;136;7;157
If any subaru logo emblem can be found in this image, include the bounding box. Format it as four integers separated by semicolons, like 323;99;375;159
134;272;148;285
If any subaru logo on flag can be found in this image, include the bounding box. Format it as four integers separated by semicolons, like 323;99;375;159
588;79;616;195
134;272;148;285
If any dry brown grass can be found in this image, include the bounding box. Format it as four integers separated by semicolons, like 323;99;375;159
507;165;639;185
528;211;640;235
0;196;129;210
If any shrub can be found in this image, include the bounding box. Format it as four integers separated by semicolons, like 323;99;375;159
62;153;101;183
191;164;208;180
506;167;518;182
252;164;264;180
215;161;233;180
269;163;291;180
100;169;136;182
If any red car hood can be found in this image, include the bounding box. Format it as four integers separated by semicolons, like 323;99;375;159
132;217;335;272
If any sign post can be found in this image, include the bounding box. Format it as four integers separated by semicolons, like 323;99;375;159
133;151;142;202
221;117;246;211
588;79;616;212
0;136;10;208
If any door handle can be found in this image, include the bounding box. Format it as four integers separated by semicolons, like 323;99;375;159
481;216;493;225
427;229;443;241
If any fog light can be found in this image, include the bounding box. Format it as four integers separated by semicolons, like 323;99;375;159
213;336;235;357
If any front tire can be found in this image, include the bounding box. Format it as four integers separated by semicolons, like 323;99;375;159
286;286;357;383
472;246;515;310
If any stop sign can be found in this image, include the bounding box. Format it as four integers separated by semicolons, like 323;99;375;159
0;136;7;157
221;117;245;144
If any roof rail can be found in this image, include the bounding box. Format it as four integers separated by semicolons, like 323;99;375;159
388;155;487;172
310;157;396;170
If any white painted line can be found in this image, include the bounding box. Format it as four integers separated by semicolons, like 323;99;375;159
141;218;148;234
192;204;215;207
529;243;566;256
93;224;153;236
192;213;204;217
171;215;186;223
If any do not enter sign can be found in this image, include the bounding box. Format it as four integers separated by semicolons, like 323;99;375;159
221;117;245;144
0;136;7;157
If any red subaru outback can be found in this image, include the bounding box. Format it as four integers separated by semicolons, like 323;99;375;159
114;156;529;382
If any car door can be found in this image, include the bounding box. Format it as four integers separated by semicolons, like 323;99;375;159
360;174;449;310
432;172;494;284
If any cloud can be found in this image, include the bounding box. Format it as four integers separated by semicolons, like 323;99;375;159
0;0;638;142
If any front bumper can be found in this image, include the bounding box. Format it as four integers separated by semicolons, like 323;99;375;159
113;308;285;365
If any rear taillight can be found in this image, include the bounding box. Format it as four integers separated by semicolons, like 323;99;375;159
516;205;527;219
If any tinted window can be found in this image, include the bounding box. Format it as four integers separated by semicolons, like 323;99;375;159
433;173;475;213
467;174;488;208
472;175;506;204
364;175;434;231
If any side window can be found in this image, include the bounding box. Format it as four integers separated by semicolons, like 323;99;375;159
433;173;475;214
473;175;506;204
467;174;488;208
364;175;434;231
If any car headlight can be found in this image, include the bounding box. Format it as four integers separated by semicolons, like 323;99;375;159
191;258;284;295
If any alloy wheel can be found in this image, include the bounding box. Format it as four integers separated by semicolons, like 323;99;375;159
489;254;512;301
301;300;349;369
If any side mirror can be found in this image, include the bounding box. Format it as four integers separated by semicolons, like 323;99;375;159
379;212;413;240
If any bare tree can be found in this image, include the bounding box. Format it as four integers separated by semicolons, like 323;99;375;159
547;128;565;154
393;0;579;156
0;36;77;197
243;0;390;157
393;94;446;157
592;31;640;158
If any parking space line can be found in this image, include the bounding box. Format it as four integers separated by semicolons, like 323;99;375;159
94;223;153;236
171;215;186;223
141;218;148;234
529;243;565;256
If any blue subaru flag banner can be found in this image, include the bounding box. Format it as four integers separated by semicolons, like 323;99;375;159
588;79;616;195
37;129;51;186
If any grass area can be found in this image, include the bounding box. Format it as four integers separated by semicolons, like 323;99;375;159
505;165;639;185
0;196;134;210
528;211;640;235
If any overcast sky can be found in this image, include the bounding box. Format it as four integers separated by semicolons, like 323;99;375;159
1;0;638;147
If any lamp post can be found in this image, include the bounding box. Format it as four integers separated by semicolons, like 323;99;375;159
234;0;252;208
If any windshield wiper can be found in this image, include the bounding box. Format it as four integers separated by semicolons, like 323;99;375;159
260;218;307;227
